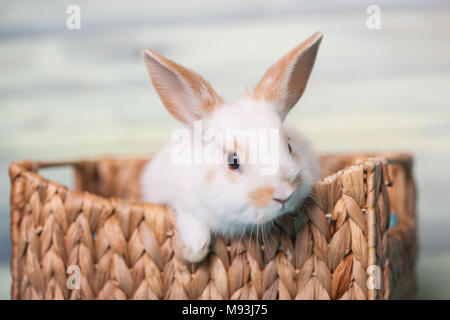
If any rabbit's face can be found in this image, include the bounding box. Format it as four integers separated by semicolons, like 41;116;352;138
195;98;311;229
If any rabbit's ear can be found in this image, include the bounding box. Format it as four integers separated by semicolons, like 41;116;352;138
144;49;223;125
253;32;323;120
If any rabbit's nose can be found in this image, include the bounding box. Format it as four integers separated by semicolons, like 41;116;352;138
273;198;288;209
273;198;287;205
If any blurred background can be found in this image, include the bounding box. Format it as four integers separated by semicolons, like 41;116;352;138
1;0;449;299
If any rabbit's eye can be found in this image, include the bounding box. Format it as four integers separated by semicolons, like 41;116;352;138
227;152;240;170
288;142;292;153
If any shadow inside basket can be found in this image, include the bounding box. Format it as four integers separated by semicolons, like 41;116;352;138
8;153;417;300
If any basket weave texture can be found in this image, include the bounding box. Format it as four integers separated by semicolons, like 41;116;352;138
9;153;417;300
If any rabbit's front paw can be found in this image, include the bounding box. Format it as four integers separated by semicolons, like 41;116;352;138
181;242;209;263
177;214;211;263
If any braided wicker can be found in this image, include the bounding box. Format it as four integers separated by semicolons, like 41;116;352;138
9;153;417;300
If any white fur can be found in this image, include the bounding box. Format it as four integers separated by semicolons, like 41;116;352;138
141;99;320;262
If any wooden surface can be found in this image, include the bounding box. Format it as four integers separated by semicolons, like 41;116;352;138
0;0;449;299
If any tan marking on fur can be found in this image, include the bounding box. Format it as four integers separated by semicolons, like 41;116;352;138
280;170;302;189
249;186;275;208
253;32;323;116
144;49;223;123
291;151;301;163
204;169;215;185
292;174;303;187
286;174;303;189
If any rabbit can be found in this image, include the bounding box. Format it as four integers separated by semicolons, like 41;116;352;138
141;31;323;263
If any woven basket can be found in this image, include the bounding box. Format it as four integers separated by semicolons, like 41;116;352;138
9;153;417;300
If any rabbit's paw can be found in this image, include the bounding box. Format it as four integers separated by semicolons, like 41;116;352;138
177;214;211;263
181;242;209;263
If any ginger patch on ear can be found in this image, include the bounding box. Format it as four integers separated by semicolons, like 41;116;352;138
249;186;275;208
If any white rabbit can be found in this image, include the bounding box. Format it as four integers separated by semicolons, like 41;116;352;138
141;32;323;262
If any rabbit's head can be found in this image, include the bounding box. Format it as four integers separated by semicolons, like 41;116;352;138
144;32;322;234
